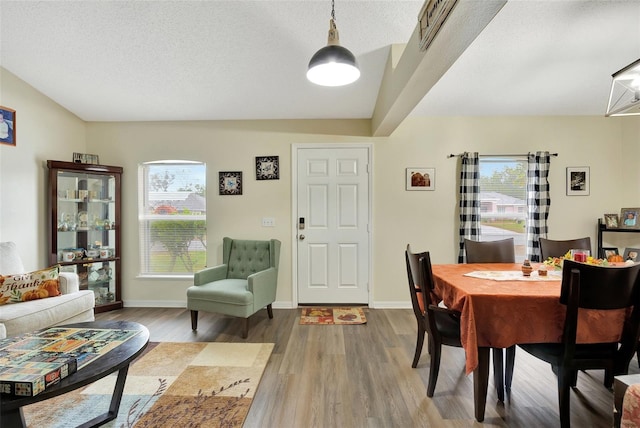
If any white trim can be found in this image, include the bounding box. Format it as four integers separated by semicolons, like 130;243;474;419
123;299;297;309
371;301;413;309
291;143;374;307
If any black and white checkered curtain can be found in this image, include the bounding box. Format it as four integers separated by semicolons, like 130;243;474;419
458;152;480;263
526;151;551;262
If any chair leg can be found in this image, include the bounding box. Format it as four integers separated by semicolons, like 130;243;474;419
558;367;572;428
492;348;505;402
427;342;442;397
190;310;198;331
412;322;426;368
267;304;274;319
505;345;516;394
242;317;249;339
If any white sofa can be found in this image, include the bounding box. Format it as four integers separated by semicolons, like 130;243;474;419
0;241;95;339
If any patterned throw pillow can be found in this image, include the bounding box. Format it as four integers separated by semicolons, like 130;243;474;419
0;265;61;305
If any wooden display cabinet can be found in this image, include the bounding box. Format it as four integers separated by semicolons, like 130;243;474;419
47;160;123;313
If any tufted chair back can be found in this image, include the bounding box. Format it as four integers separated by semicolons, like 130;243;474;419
223;237;280;280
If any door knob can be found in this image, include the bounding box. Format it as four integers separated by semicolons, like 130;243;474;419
299;234;305;240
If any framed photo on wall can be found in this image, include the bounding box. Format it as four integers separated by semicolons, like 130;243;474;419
256;156;279;180
620;208;640;229
566;167;589;196
219;171;243;195
0;106;16;146
406;167;435;191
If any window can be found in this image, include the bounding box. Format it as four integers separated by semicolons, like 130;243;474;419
138;161;206;277
479;156;527;262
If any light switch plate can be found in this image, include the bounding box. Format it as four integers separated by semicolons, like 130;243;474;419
262;217;275;227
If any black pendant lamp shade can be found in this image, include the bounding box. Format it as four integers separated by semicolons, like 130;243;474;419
307;3;360;87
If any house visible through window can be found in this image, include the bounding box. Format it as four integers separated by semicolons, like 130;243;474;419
479;156;527;262
138;161;206;277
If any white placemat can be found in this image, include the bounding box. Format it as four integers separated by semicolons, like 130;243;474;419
463;270;562;281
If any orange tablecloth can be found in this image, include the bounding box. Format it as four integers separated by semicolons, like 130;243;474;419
431;263;627;374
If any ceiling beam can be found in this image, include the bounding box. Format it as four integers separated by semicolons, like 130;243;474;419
371;0;507;137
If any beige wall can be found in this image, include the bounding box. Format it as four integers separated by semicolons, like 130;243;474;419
2;66;639;308
0;68;86;270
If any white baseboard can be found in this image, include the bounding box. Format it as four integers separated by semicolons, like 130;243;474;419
121;300;412;309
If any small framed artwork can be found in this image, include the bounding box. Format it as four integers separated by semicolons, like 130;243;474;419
566;167;589;196
73;152;100;164
219;171;243;195
406;167;435;191
604;213;619;229
620;208;640;229
0;106;16;146
623;247;640;262
602;247;619;259
256;156;279;180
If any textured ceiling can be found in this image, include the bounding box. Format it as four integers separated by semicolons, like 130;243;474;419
1;0;639;124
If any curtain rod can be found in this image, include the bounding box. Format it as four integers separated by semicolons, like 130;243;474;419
447;152;558;158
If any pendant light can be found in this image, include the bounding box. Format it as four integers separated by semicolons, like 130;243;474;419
307;0;360;87
605;58;640;116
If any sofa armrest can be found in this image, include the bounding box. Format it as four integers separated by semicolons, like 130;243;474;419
59;272;80;294
194;265;228;286
248;268;278;308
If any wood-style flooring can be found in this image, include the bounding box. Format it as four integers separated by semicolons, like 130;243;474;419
95;307;639;427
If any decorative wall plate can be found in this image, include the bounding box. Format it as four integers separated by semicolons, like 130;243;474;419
256;156;279;180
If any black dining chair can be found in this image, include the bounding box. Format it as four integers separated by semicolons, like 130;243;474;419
464;237;517;401
405;245;512;400
518;260;640;428
464;237;516;264
539;237;591;261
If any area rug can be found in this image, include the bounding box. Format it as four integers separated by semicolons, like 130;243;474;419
22;341;274;428
299;307;367;325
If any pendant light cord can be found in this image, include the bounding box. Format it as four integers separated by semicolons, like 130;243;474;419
331;0;335;21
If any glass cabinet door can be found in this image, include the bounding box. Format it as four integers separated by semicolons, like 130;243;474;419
48;160;122;312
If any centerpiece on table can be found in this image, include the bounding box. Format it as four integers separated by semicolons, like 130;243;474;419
542;250;634;270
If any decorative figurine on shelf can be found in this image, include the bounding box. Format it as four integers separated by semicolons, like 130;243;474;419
521;259;533;277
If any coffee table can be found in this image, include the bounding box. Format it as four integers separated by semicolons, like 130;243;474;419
0;320;149;428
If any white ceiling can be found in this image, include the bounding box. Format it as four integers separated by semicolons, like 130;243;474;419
1;0;639;125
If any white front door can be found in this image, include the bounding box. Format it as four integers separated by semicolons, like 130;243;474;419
295;146;371;304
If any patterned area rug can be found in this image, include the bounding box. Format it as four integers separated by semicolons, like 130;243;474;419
22;341;274;428
299;307;367;325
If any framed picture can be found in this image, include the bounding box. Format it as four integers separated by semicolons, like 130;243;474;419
219;171;242;195
72;152;100;164
604;213;619;229
256;156;279;180
623;247;640;262
602;247;619;259
566;167;589;196
620;208;640;229
406;167;435;191
0;106;16;146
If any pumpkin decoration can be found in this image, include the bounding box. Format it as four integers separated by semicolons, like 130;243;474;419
608;254;624;263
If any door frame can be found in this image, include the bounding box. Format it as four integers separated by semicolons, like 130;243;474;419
291;143;373;307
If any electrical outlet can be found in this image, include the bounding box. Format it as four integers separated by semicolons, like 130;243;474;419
262;217;275;227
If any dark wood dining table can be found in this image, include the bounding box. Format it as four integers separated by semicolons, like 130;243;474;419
431;263;628;422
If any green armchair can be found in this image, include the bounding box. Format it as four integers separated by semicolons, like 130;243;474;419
187;237;281;338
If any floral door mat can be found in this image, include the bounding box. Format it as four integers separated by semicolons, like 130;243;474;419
299;307;367;325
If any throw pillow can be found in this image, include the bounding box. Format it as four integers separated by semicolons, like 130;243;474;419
0;265;61;305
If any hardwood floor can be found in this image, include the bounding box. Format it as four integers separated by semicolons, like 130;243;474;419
96;307;639;427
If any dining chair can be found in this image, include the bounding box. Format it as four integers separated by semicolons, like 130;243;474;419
405;245;512;400
539;237;591;261
464;237;515;264
518;260;640;428
464;237;517;401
